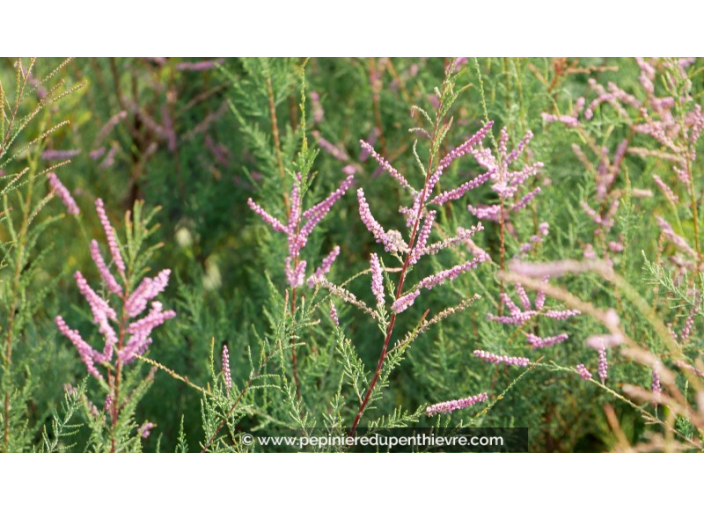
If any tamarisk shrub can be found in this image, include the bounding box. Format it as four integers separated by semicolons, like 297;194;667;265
317;67;500;433
4;57;704;453
1;58;81;453
55;199;174;452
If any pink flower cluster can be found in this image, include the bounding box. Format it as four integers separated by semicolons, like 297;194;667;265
651;365;661;401
466;127;542;208
545;58;704;271
222;345;232;395
487;283;580;328
329;302;339;326
55;199;175;378
47;172;80;215
391;290;420;314
467;128;581;355
357;124;493;315
313;131;348;161
370;253;384;307
525;333;569;349
598;348;608;384
575;364;592;381
473;350;530;367
425;392;488;417
248;173;353;288
139;422;156;438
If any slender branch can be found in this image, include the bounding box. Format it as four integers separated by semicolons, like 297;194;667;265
266;75;288;212
201;350;279;452
349;77;451;436
3;147;36;452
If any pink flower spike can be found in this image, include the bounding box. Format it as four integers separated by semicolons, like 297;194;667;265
673;166;690;185
285;258;307;288
47;173;80;215
307;246;341;287
329;302;339;326
417;253;488;290
430;170;493;206
473;350;529;367
125;269;171;317
512;187;541;212
651;365;661;403
301;176;354;236
422;223;483;256
247;197;290;234
680;293;699;341
55;316;102;380
598;348;608;384
437;122;493;172
74;271;117;324
656;216;697;260
357;188;394;252
222;345;232;394
586;334;623;350
370;253;384;308
425;392;488;417
653;175;678;203
310;91;324;123
359;140;413;191
467;204;501;222
535;278;548;311
409;210;436;264
608;241;624;253
504;130;533;167
541;113;579;127
90;240;122;295
120;302;176;363
544;309;581;320
288;175;302;232
139;422;156;439
525;333;569;349
42;149;81;160
313;131;348;161
575;364;592;381
391;290;420;314
95;198;125;275
359;129;379;162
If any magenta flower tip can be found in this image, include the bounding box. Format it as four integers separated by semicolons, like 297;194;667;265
426;392;488;417
222;345;232;393
370;253;385;307
575;364;592;381
48;172;80;215
391;290;420;314
329;302;339;326
95;198;126;275
473;350;530;367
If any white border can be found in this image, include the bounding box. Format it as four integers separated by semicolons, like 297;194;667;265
2;1;701;55
0;453;700;506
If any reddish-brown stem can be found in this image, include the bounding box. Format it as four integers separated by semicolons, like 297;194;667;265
109;287;129;453
201;350;279;452
349;80;449;436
